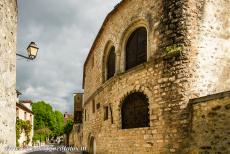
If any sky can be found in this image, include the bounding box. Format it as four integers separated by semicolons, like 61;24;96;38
16;0;121;114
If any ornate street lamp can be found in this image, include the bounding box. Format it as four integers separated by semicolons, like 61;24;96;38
16;42;39;60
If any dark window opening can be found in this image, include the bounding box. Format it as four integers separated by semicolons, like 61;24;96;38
74;111;82;123
122;92;150;129
92;100;95;113
85;109;87;121
126;27;147;70
107;46;116;80
96;103;100;110
104;106;109;121
16;108;19;118
109;105;113;124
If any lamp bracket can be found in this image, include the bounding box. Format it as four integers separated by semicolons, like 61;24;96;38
16;53;34;60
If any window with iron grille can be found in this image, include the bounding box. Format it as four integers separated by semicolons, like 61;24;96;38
126;27;147;70
107;46;116;80
121;92;150;129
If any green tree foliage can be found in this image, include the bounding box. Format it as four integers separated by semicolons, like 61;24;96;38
63;119;74;146
32;101;64;140
16;118;32;147
54;111;65;136
64;119;74;135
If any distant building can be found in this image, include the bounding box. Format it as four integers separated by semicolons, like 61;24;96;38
16;100;34;147
64;112;73;124
73;93;83;123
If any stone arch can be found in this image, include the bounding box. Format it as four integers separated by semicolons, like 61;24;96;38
102;40;117;83
117;86;153;129
87;133;96;154
118;19;150;73
121;92;150;129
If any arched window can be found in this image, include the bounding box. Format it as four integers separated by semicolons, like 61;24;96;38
126;27;147;70
122;92;150;129
107;46;116;80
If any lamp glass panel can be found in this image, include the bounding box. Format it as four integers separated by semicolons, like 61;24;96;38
27;47;38;57
27;47;31;56
30;47;38;57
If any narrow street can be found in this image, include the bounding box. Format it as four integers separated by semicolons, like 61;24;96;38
24;149;80;154
25;151;65;154
18;145;81;154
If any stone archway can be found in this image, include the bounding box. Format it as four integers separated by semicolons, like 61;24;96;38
89;136;96;154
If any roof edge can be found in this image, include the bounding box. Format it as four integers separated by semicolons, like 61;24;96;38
16;102;33;114
82;0;126;89
189;90;230;105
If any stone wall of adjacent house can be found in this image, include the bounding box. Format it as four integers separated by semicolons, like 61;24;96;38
0;0;17;152
68;124;83;147
188;91;230;153
80;0;230;153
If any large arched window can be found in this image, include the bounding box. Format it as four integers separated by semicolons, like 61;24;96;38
121;92;150;129
125;27;147;70
107;46;116;80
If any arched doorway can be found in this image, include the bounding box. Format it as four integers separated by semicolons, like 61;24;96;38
89;137;96;154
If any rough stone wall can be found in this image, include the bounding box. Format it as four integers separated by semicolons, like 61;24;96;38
81;0;230;153
185;0;230;97
189;91;230;153
0;0;17;151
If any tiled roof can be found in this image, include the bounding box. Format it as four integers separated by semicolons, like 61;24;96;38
16;102;33;114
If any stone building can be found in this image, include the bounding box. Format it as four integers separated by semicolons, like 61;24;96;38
0;0;17;152
76;0;230;153
68;93;84;146
64;112;73;124
16;100;34;147
73;93;83;123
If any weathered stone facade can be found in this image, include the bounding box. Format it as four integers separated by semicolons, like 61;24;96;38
189;91;230;153
0;0;17;152
74;93;83;123
77;0;230;153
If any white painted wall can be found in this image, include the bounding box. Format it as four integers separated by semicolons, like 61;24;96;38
17;106;34;146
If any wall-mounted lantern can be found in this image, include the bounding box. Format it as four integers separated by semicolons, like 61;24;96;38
16;42;39;60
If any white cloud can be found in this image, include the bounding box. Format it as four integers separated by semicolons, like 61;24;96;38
17;0;121;113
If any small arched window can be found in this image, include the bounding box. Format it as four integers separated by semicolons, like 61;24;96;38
107;46;116;80
126;27;147;70
122;92;150;129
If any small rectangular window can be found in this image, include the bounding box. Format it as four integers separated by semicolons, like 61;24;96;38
85;109;87;121
96;103;100;110
16;108;19;118
92;100;95;113
24;112;27;120
104;106;109;121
